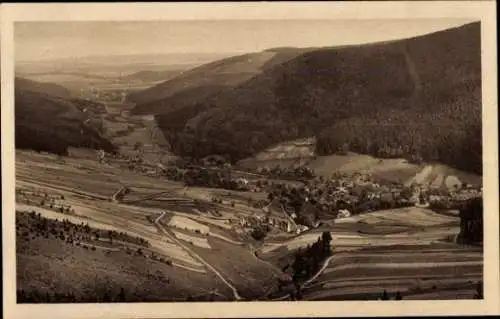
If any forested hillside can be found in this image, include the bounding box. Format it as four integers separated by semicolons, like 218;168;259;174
15;76;74;98
128;48;312;114
145;22;481;174
15;78;116;155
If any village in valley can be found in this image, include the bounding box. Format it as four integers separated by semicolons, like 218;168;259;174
15;141;484;302
91;146;482;239
13;19;484;303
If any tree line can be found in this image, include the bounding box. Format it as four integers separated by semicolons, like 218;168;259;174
16;211;151;248
457;197;483;245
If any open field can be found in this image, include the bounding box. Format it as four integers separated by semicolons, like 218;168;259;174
15;148;481;301
168;215;210;234
15;151;211;271
16;150;182;197
302;244;482;300
16;150;284;301
261;208;460;254
256;207;481;301
159;211;242;244
172;230;211;249
340;207;459;227
188;236;281;299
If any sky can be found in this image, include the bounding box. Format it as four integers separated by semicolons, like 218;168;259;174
15;19;476;62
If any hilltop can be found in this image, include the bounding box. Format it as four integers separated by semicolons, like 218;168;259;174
15;77;116;155
143;22;481;175
15;76;74;98
127;47;312;112
121;69;186;82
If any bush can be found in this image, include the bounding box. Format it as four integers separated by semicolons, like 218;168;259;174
250;225;268;241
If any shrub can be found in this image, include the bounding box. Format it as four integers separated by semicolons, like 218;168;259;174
250;225;268;241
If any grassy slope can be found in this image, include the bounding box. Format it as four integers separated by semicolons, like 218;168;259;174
238;137;481;186
260;207;482;300
16;215;227;302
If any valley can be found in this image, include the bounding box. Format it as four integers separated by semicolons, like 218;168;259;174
14;21;483;303
15;142;483;301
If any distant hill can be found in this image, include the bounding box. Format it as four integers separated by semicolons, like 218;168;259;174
122;69;186;82
128;47;312;112
15;77;74;98
15;77;116;155
16;52;233;76
145;22;481;175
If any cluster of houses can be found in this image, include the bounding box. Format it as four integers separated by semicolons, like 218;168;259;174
238;213;310;235
261;170;483;226
237;200;311;236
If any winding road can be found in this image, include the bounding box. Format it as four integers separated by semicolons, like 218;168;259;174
154;211;243;301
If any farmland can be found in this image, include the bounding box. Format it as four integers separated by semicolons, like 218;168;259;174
15;149;296;301
11;19;488;307
257;207;482;301
15;135;483;302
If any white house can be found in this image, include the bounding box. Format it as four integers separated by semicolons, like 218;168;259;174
337;209;351;219
296;225;309;234
236;178;249;186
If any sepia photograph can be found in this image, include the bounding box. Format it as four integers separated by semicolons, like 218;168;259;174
1;2;498;319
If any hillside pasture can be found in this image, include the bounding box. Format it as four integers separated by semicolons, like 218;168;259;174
261;208;461;255
344;207;459;227
189;236;281;299
302;244;482;301
16;230;223;302
405;164;482;188
167;215;210;234
240;147;481;190
256;206;483;301
16;203;204;270
172;230;211;249
16;158;121;198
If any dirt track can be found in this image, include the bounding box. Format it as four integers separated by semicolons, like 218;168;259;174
155;211;243;301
